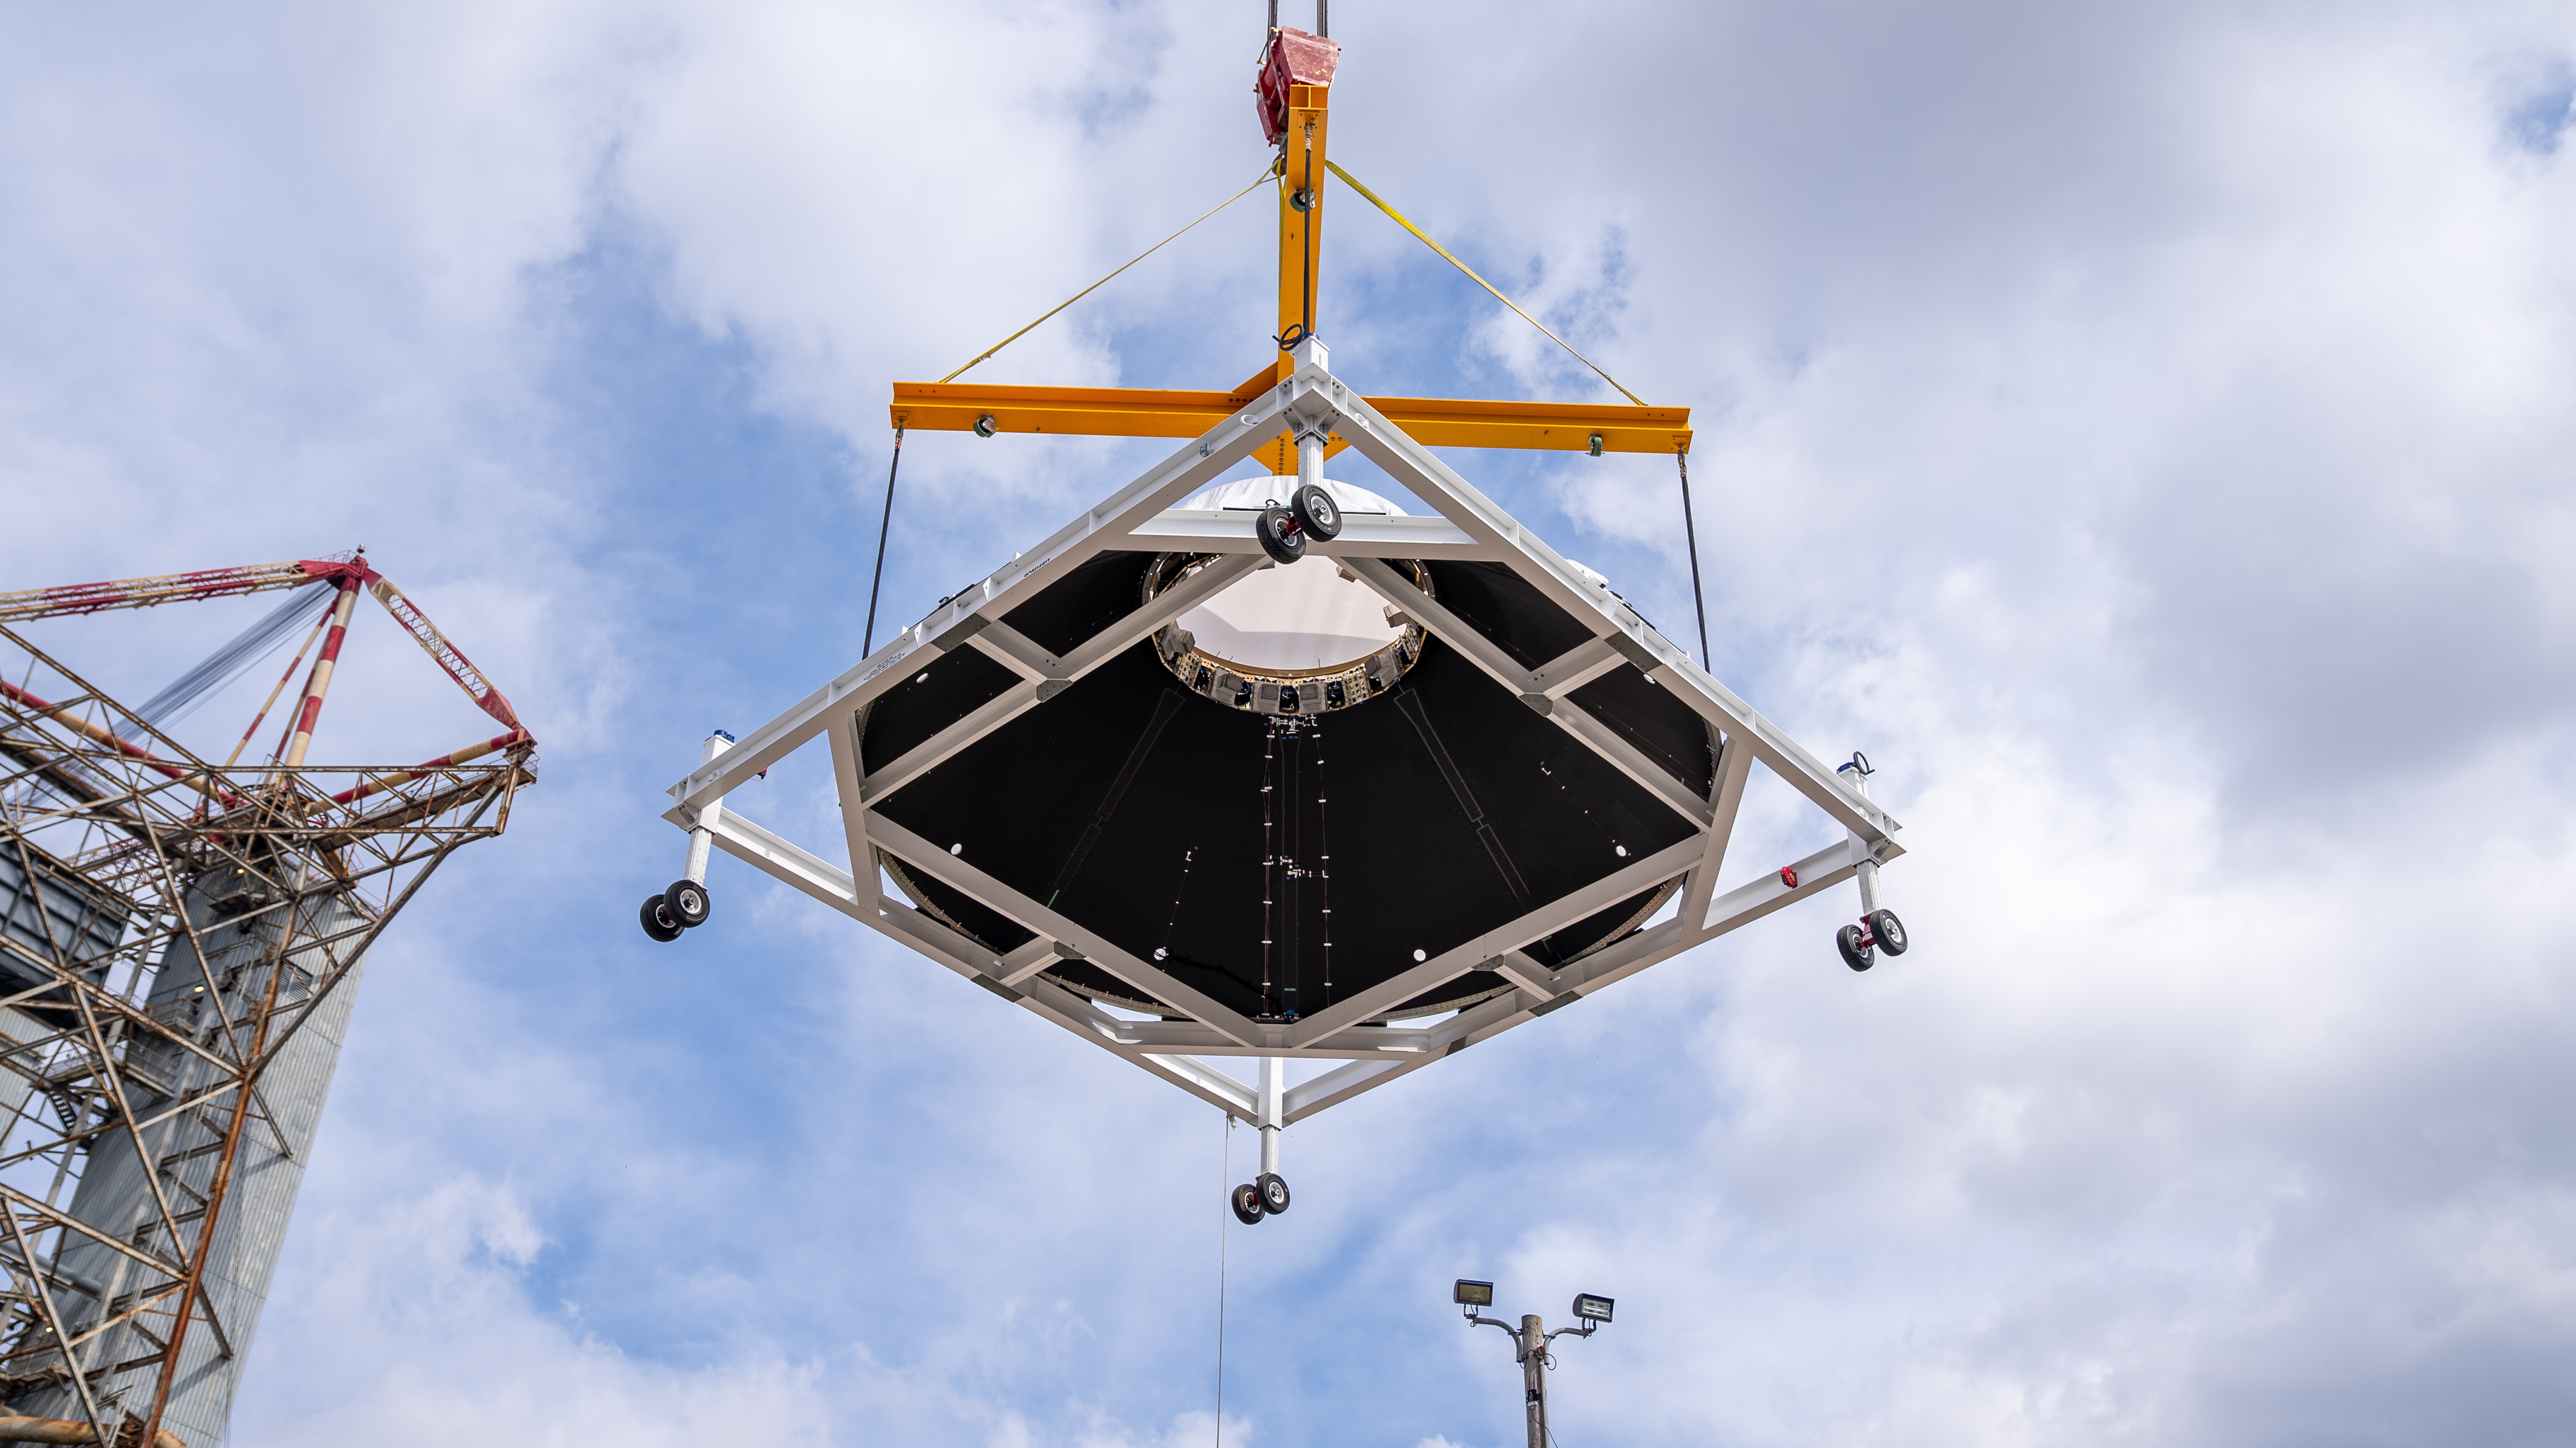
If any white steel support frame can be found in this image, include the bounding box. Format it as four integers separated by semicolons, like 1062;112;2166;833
660;349;1902;1131
679;731;729;888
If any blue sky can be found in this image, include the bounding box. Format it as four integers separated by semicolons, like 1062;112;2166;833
5;2;2575;1445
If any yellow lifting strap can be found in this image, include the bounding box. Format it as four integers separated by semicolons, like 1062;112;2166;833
937;166;1278;385
1324;159;1648;408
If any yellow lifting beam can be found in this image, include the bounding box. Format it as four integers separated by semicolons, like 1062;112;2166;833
888;27;1689;462
891;380;1690;457
1276;80;1329;385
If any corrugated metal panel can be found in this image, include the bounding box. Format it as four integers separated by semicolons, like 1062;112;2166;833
0;840;126;1003
12;877;375;1448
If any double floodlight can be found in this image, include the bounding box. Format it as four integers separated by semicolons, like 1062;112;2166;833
1453;1279;1614;1327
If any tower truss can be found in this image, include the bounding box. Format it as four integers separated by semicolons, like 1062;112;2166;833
0;581;533;1446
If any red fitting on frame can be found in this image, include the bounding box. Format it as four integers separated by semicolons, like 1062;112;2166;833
1779;866;1798;888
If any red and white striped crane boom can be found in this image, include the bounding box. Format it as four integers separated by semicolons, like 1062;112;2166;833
0;552;523;734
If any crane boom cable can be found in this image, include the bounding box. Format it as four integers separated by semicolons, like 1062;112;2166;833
118;580;335;740
1322;159;1647;406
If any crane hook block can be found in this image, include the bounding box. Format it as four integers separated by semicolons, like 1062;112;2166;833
1257;27;1341;146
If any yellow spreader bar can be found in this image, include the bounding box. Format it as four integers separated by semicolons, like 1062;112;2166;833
891;381;1688;457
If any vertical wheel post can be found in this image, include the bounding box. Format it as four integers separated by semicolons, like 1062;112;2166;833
682;729;733;888
653;729;735;936
1835;753;1904;958
1253;1056;1292;1213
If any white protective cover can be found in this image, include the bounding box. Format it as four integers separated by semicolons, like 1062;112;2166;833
1171;477;1410;672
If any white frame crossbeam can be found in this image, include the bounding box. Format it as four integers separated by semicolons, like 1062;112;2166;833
660;354;1901;1124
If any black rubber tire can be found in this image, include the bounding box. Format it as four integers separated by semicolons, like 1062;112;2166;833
1231;1183;1267;1224
1866;909;1907;956
1291;483;1341;541
640;895;683;943
1837;923;1874;972
1255;507;1306;565
666;878;711;929
1255;1172;1291;1215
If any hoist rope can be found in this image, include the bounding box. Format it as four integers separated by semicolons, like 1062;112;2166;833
1323;159;1648;407
863;424;904;656
1675;448;1711;669
1215;1113;1234;1448
115;581;335;742
1323;160;1712;671
937;167;1276;385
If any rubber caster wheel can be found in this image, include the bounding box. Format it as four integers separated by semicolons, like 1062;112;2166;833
639;895;683;943
1866;909;1906;956
1231;1183;1267;1224
1290;483;1341;541
1255;1171;1291;1215
1255;507;1306;565
1837;923;1874;972
665;878;711;929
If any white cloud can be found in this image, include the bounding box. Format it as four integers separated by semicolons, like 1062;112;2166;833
7;1;2576;1445
233;1175;836;1446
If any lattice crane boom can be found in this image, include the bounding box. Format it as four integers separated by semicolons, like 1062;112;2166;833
0;561;327;624
0;545;539;1448
0;553;522;736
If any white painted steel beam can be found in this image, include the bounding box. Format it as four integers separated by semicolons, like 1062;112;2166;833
1325;380;1901;847
1342;556;1712;830
1136;1053;1258;1117
995;937;1061;986
658;358;1910;1132
1281;1057;1410;1120
1696;838;1866;939
824;722;882;914
869;814;1266;1047
1285;833;1701;1046
961;620;1059;683
1542;699;1719;829
1118;510;1484;561
857;552;1262;810
1059;550;1264;678
705;808;866;921
1273;839;1882;1121
666;382;1307;816
1678;733;1755;934
1112;1021;1433;1058
857;681;1044;807
1530;636;1628;698
1485;955;1557;998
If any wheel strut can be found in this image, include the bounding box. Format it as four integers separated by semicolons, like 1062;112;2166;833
640;729;734;943
1228;1054;1295;1222
1833;753;1908;972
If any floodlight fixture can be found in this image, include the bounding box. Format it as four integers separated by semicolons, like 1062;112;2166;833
1455;1280;1615;1448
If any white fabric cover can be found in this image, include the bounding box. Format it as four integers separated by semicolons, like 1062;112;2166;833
1173;476;1407;516
1178;563;1402;672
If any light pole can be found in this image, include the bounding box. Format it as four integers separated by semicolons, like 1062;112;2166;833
1453;1280;1614;1448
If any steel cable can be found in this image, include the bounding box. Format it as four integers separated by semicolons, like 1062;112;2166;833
937;167;1276;386
1323;159;1648;406
863;425;903;656
114;581;334;740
